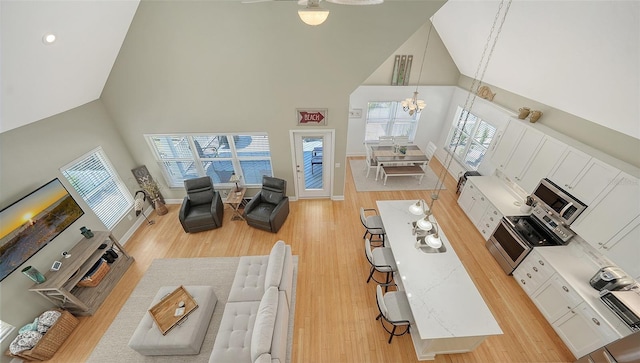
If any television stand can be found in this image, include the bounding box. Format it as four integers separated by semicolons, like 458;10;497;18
28;231;134;316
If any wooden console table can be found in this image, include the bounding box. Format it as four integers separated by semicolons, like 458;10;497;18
29;231;134;316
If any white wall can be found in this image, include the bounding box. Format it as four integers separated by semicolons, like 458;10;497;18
347;85;455;156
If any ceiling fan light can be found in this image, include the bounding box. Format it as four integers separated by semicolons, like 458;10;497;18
298;8;330;26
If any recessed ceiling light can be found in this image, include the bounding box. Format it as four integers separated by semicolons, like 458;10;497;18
42;33;56;44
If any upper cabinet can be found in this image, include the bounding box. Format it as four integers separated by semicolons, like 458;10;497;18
571;172;640;277
516;136;567;193
502;128;544;183
491;120;527;170
549;147;620;205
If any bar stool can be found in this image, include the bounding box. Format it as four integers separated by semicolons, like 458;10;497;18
375;284;414;344
364;238;397;290
360;207;385;247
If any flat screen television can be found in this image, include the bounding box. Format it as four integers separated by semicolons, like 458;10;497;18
0;178;84;282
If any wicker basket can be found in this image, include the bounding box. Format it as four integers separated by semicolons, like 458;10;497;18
77;259;110;288
10;310;79;361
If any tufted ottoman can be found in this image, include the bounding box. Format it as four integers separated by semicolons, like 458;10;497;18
128;285;217;356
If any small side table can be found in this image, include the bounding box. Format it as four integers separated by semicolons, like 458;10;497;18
224;188;246;221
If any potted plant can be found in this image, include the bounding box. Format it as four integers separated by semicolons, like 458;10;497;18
139;176;168;216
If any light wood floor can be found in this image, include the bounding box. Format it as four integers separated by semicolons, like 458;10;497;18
48;158;574;363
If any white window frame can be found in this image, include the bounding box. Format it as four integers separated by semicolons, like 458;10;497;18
365;101;420;142
145;133;273;188
445;106;498;171
61;147;133;230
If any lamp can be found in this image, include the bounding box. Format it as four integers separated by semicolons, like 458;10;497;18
229;173;242;192
401;21;433;116
408;199;441;248
298;0;329;26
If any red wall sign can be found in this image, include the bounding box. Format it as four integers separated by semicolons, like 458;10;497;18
297;109;327;126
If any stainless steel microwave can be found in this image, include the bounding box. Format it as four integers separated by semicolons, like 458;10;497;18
531;178;587;225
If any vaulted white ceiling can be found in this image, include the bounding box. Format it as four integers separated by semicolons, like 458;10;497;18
1;0;639;140
433;0;639;140
0;0;139;134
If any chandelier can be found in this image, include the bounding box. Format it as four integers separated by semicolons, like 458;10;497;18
401;21;433;116
401;91;426;116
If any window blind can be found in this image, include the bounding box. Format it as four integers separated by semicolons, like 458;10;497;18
61;147;133;230
146;134;273;187
0;320;15;343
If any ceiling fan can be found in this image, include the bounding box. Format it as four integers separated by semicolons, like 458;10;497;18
242;0;383;26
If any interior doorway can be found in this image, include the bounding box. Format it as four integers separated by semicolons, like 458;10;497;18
290;130;333;198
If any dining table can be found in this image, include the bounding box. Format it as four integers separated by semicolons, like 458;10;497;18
377;200;503;361
370;144;429;181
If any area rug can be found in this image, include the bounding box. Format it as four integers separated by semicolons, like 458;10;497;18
349;159;446;192
88;256;298;363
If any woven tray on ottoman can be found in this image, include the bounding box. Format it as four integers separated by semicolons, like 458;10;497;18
10;310;79;361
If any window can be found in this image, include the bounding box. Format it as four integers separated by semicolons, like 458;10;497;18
446;107;497;170
365;101;421;142
61;147;133;230
146;133;273;188
0;320;15;343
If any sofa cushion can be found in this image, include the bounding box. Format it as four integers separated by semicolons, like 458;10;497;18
264;241;285;290
270;291;290;363
280;245;294;308
228;256;269;302
250;286;278;362
209;300;260;363
254;353;272;363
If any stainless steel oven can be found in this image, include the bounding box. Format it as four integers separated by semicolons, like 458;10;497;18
486;220;532;275
487;213;566;275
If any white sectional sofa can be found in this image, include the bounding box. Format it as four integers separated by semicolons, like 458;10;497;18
209;240;294;363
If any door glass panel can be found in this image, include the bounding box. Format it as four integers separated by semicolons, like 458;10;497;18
304;137;323;190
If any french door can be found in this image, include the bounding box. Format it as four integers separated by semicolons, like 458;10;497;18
290;130;333;198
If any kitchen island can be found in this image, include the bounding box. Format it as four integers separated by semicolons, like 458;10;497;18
377;200;503;360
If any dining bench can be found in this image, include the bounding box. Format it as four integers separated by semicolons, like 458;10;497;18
381;164;425;185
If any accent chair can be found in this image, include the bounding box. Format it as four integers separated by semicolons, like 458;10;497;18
179;176;223;233
243;176;289;233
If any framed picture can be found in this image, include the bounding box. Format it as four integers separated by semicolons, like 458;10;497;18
296;108;327;126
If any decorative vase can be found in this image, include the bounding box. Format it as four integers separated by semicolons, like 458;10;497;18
529;110;543;123
22;266;46;284
518;107;530;119
154;199;168;216
80;226;94;239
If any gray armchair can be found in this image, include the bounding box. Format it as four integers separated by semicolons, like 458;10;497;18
243;176;289;233
179;176;223;233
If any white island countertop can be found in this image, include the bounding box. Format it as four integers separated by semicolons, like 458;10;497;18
377;200;503;341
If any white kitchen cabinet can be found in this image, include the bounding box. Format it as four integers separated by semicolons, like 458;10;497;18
549;147;591;190
516;136;567;193
457;182;476;213
458;182;488;226
572;172;640;254
491;119;526;170
533;274;583;323
513;250;553;296
553;302;620;359
503;127;544;183
549;148;620;205
458;181;504;240
600;216;640;280
478;205;502;240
